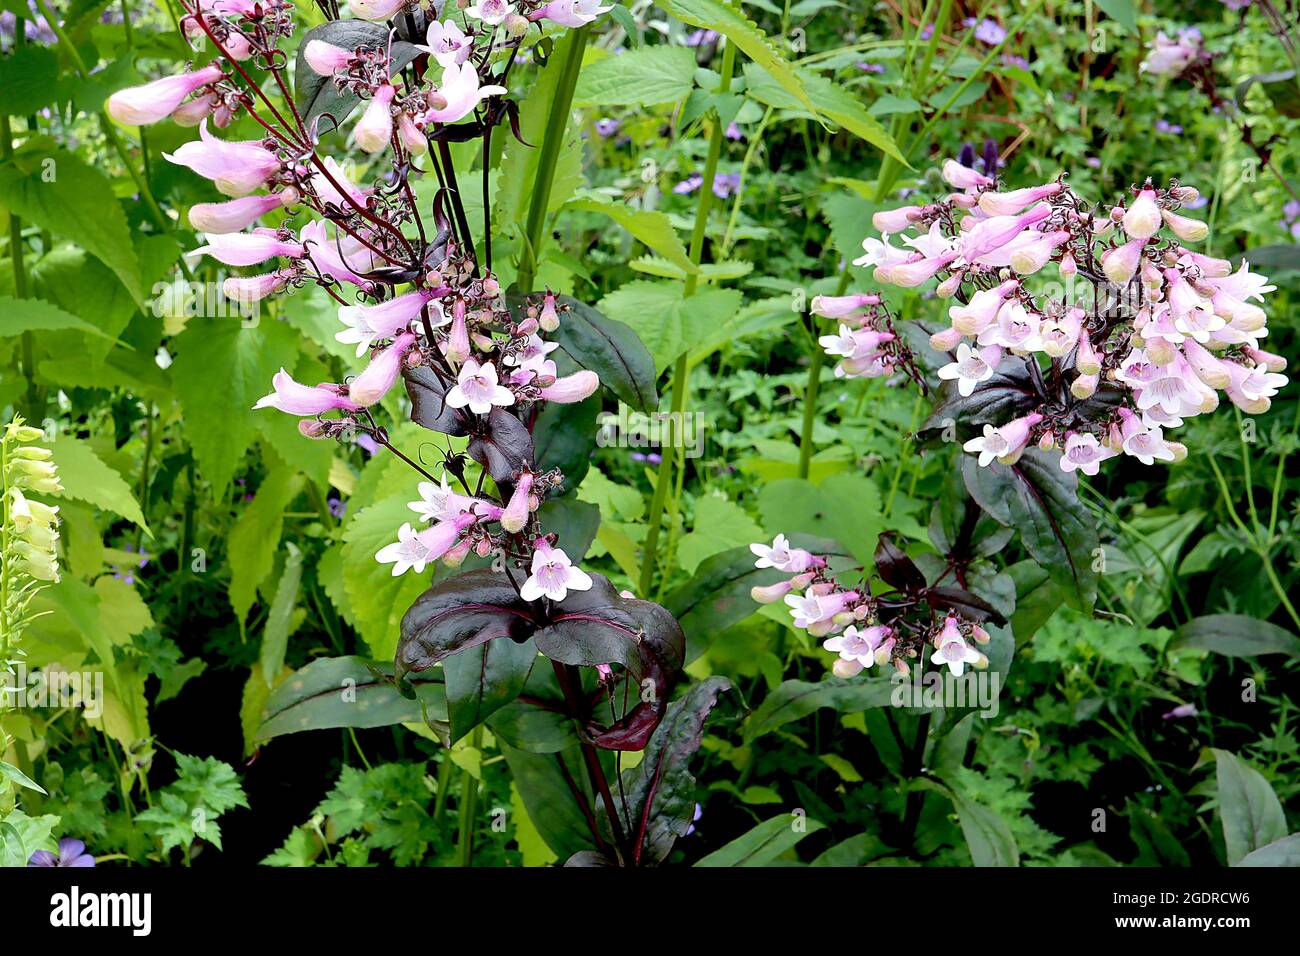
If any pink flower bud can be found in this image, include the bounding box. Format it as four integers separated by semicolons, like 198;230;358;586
871;205;924;233
1071;372;1099;399
538;371;600;404
164;120;282;197
397;112;428;155
930;326;963;351
1075;327;1101;375
171;94;217;127
445;300;470;364
500;472;534;533
810;293;881;318
224;270;291;303
539;291;561;331
107;64;224;126
354;84;396;154
977;182;1062;217
1162;209;1208;242
1102;237;1146;284
941;159;994;190
1122;188;1161;239
304;39;353;76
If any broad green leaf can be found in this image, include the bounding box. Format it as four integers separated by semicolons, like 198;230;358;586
500;742;596;860
694;813;825;866
757;473;885;565
546;295;660;412
0;294;114;341
597;280;741;373
676;494;764;574
0;43;60;114
172;318;301;492
744;62;907;163
1237;833;1300;867
255;656;446;743
566;194;697;274
950;789;1020;866
574;44;698;106
1093;0;1137;32
0;140;142;303
228;468;303;630
48;435;150;532
1214;749;1287;866
340;493;431;660
443;638;538;743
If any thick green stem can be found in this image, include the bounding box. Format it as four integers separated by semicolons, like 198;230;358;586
637;41;737;596
455;724;483;867
797;269;853;479
516;25;590;292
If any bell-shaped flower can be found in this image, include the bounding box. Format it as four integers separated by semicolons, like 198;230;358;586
447;358;515;414
188;192;294;234
1059;432;1118;476
871;205;925;234
354;84;396;154
824;624;892;677
1161;209;1207;242
310;156;370;211
337;289;441;356
938;343;1000;396
1101;236;1147;285
941;158;993;190
107;64;224;126
931;621;981;677
979;300;1042;353
949;280;1018;335
750;534;817;573
1117;409;1176;465
254;368;359;415
977;182;1062;216
520;540;593;602
298;220;376;291
191;229;304;267
499;472;535;533
409;475;499;524
424;62;507;125
349;331;416;406
224;270;292;304
1224;361;1288;414
466;0;514;24
963;412;1042;467
165;121;282;197
418;19;474;67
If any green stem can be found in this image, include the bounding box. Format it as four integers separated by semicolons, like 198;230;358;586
798;269;852;479
456;725;483;867
516;25;590;292
638;40;737;595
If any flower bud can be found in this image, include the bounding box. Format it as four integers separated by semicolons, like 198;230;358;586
1162;209;1208;242
929;326;963;351
751;580;795;604
1122;188;1161;238
1071;373;1099;400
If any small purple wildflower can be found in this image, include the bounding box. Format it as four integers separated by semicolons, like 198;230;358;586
856;61;886;74
595;118;622;138
1155;118;1184;135
712;173;741;198
1161;703;1198;720
28;838;96;868
685;28;718;47
673;173;704;195
725;121;743;140
965;17;1007;46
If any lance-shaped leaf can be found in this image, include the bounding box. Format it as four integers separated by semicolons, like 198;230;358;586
466;406;535;494
396;570;538;682
295;22;421;133
255;656;445;745
743;676;895;741
443;637;538;743
961;448;1098;611
615;676;732;865
534;574;686;751
1214;748;1287;866
532;394;599;491
873;533;926;593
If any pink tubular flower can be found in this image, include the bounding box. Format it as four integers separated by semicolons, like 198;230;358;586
879;251;957;287
751;579;796;604
224;270;292;303
941;158;994;190
500;472;534;533
188;192;295;234
931;619;981;676
872;205;925;233
107;64;224;126
1059;432;1116;476
423;62;507;125
171;94;218;127
750;534;819;573
1162;209;1208;242
963;412;1042;466
1117;408;1176;464
949;280;1018;335
811;293;881;318
336;289;440;356
254;368;360;415
419;20;474;68
303;40;353;76
164;121;282;197
447;359;515;414
958;205;1052;263
520;539;594;602
538;371;599;404
1007;229;1070;275
824;624;892;677
1102;236;1147;284
938;343;999;396
311;156;370;210
410;475;499;524
355;84;396;154
191;230;304;267
530;0;612;27
349;331;416;406
298;221;376;291
976;182;1063;216
784;589;859;630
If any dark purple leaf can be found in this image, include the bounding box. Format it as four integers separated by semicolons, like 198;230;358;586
874;533;926;593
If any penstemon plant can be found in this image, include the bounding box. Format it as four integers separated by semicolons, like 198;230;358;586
105;0;730;868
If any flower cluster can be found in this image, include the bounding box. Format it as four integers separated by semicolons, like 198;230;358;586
813;292;923;388
2;418;62;675
1141;27;1206;77
106;3;614;599
748;535;991;678
858;164;1286;475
